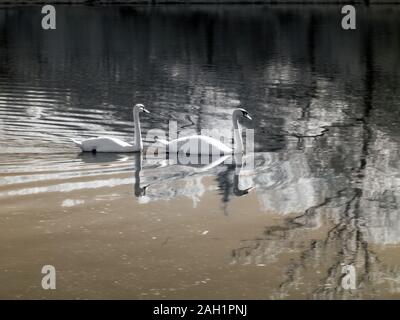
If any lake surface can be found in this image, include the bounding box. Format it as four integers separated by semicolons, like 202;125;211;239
1;5;400;299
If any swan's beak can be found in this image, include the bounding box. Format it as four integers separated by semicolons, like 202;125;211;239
142;107;150;114
244;113;252;120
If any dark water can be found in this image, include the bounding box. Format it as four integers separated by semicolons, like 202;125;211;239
1;5;400;299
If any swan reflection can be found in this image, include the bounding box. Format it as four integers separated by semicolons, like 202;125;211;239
78;152;130;164
2;145;400;300
132;152;252;208
134;153;148;197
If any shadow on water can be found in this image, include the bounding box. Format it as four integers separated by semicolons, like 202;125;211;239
78;152;130;164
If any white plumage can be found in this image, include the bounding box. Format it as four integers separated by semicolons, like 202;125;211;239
157;108;252;155
71;103;149;153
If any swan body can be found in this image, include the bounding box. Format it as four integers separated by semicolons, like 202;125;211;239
71;137;136;153
157;135;232;155
72;104;149;153
157;108;252;155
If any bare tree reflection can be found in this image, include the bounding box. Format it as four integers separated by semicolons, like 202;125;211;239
231;22;400;299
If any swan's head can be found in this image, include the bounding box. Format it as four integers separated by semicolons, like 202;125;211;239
234;108;252;120
134;103;150;114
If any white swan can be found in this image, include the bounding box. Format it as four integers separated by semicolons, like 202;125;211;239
71;103;150;153
157;108;252;155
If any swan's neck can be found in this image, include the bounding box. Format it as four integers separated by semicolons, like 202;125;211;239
232;113;243;154
134;154;143;196
134;109;143;151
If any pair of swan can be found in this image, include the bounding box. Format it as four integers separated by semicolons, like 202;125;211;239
72;103;252;155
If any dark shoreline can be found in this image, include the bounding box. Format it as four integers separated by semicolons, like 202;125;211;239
1;1;400;5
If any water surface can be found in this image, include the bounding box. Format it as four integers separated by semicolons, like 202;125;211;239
1;5;400;299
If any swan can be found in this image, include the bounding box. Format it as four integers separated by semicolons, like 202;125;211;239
156;108;252;155
71;103;150;153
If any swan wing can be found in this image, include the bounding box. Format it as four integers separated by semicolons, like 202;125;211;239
167;135;232;155
79;137;134;152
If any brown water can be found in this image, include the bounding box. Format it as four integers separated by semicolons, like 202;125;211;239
1;5;400;299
